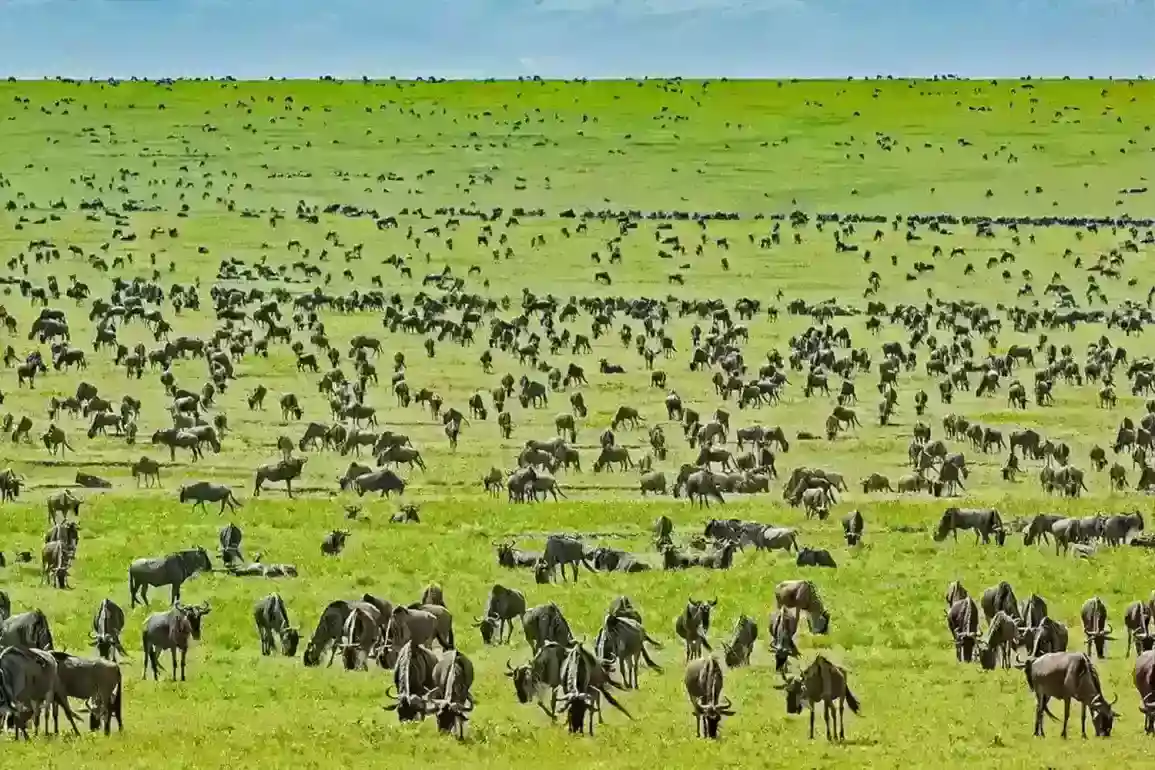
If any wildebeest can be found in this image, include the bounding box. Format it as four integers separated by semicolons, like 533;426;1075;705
383;640;438;722
350;468;406;497
50;651;123;734
675;598;716;661
253;457;307;497
934;507;1005;544
427;649;475;739
0;645;80;738
540;534;594;582
380;604;455;667
556;641;631;734
980;581;1020;623
684;655;735;739
796;547;837;568
141;602;212;681
1022;651;1118;737
841;509;864;545
320;530;350;556
721;615;758;668
506;641;566;719
475;584;527;645
979;610;1020;670
775;655;860;741
254;593;300;657
775;579;830;634
947;596;981;663
0;609;54;649
178;481;240;514
1081;596;1113;659
45;490;81;524
768;608;800;671
596;613;663;688
1125;600;1155;656
91;598;127;661
302;597;392;667
128;547;212;606
523;603;573;652
1134;649;1155;733
339;601;385;670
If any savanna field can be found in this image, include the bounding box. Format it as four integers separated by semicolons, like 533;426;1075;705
1;76;1154;768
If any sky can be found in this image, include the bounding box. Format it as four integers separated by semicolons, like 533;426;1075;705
0;0;1151;79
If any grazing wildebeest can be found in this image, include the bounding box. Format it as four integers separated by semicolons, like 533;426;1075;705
947;596;981;662
50;651;122;734
475;584;527;645
0;609;54;649
1019;594;1049;636
556;642;631;735
45;490;81;524
676;598;716;661
253;593;300;657
768;608;800;671
1024;617;1070;657
934;507;1005;544
351;468;406;497
302;597;391;667
90;598;127;661
1081;597;1113;659
979;610;1020;670
428;649;475;739
745;526;798;553
253;457;307;497
506;641;567;718
383;640;438;722
841;509;864;545
522;603;573;652
944;580;968;605
339;602;385;671
684;656;735;739
0;646;80;738
128;547;212;607
774;655;860;741
775;579;831;634
178;481;240;514
141;602;212;681
721;615;758;668
1134;649;1155;733
379;605;455;667
541;534;594;582
1022;651;1118;738
1103;511;1144;545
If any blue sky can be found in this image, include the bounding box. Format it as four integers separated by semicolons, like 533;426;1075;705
0;0;1151;79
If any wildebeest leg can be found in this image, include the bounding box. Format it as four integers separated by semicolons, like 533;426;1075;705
839;697;846;740
52;688;79;735
171;648;179;681
1079;701;1086;739
286;479;293;498
809;704;816;739
824;700;833;740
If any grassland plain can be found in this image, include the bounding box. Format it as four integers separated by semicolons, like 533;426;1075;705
0;76;1153;768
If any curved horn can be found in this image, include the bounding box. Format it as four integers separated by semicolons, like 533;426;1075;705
383;686;397;700
1110;693;1119;707
506;659;514;673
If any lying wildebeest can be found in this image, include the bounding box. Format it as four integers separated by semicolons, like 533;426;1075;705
934;507;1005;545
775;579;830;634
383;640;439;722
141;602;212;681
495;541;542;569
254;593;300;657
51;651;123;734
775;655;860;741
475;584;527;645
128;547;212;607
684;655;735;739
178;481;240;514
0;645;80;738
796;548;837;568
91;598;127;661
841;509;864;545
427;649;475;739
1022;651;1118;738
947;596;981;663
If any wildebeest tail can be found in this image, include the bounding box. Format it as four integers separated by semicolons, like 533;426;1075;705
229;491;241;507
640;644;663;672
1023;657;1035;690
844;687;861;715
598;686;633;719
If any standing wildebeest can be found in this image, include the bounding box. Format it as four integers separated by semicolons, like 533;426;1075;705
254;593;300;656
556;642;632;735
1023;513;1065;546
1103;510;1144;545
768;608;800;671
0;645;80;738
1022;651;1118;738
684;655;735;739
351;468;406;497
475;584;526;645
676;598;716;661
253;456;307;497
339;602;385;670
128;547;213;607
0;609;54;649
383;639;439;723
178;481;240;514
51;651;123;734
321;530;350;556
1134;649;1155;733
45;490;81;524
522;603;573;652
302;597;392;667
981;581;1020;623
979;610;1020;670
841;509;864;545
91;598;127;661
775;579;831;634
1125;601;1155;656
541;534;594;582
141;602;212;681
1081;596;1113;659
774;655;860;741
379;605;455;667
721;615;758;668
934;507;1005;544
947;596;981;662
596;613;663;689
944;580;968;605
428;649;475;739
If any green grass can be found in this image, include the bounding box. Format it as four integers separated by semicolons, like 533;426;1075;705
0;76;1154;767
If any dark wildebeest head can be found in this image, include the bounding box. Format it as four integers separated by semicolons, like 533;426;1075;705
281;627;301;657
177;601;212;640
696;695;734;739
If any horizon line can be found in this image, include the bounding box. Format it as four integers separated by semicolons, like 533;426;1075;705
2;74;1152;83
